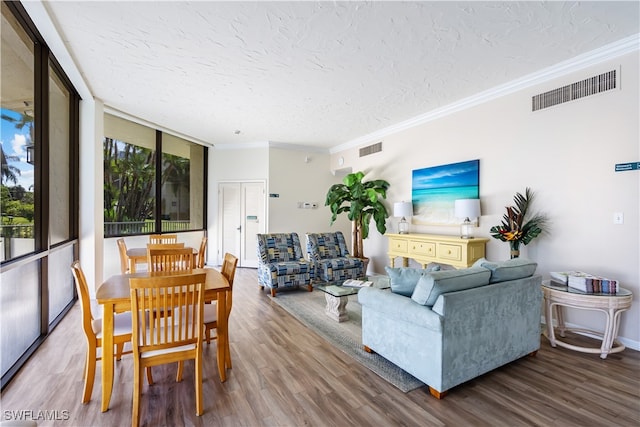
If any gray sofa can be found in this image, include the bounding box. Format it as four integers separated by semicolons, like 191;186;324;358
358;259;542;398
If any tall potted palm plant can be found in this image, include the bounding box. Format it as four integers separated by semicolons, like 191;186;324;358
325;171;390;260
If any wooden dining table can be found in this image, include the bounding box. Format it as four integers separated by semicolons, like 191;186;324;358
126;247;198;272
96;268;230;412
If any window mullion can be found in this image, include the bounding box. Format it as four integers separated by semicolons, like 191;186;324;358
155;130;162;233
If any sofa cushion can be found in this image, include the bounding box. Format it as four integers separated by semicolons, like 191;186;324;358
385;264;441;297
473;258;538;283
411;267;491;306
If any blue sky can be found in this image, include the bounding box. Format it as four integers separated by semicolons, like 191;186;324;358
412;159;479;190
1;108;34;190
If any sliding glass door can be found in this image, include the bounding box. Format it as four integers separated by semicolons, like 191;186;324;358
0;1;79;389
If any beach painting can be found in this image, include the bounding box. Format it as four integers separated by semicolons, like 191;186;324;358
412;159;479;225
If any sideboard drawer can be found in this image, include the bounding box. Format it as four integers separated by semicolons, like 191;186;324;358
411;241;436;257
389;238;408;254
386;234;488;269
438;243;462;262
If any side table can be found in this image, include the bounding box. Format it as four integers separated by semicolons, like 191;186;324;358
542;280;633;359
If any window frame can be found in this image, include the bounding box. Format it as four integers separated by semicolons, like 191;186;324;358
103;118;208;238
1;0;80;390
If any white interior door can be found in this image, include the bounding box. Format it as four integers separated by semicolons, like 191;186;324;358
219;183;241;266
219;182;265;268
240;182;265;268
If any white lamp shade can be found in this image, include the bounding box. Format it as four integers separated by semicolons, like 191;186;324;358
454;199;481;220
394;202;413;218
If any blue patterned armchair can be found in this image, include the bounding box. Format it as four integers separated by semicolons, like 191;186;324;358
257;233;313;297
306;231;365;283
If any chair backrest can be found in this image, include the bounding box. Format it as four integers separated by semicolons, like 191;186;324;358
197;237;208;269
149;234;178;244
256;233;304;263
306;231;350;261
221;253;238;316
116;238;129;274
71;261;95;341
147;247;194;273
221;253;238;287
146;242;185;250
129;273;206;354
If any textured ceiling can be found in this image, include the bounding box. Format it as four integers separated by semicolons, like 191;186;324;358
42;1;639;149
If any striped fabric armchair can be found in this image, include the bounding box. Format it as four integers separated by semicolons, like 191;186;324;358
256;233;313;297
306;231;365;283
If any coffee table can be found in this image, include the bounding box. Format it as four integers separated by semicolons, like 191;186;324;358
542;280;633;359
315;275;390;322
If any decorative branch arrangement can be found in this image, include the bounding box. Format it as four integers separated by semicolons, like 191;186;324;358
490;188;549;258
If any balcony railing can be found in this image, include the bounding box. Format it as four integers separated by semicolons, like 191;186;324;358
104;220;192;236
0;221;193;258
0;224;34;239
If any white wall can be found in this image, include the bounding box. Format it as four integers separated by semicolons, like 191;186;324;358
267;147;351;241
332;53;640;348
78;99;104;296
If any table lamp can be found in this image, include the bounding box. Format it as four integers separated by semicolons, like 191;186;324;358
394;201;413;234
454;199;481;239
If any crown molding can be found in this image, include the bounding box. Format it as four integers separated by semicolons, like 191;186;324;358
331;33;640;154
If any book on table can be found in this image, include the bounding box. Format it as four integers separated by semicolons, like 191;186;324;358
551;271;618;294
342;279;373;288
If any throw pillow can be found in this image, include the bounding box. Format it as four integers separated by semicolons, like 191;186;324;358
477;258;538;283
472;257;489;269
411;267;491;306
385;264;440;297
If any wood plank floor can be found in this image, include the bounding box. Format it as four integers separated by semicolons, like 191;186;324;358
2;267;639;426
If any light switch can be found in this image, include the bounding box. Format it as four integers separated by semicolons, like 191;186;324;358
613;212;624;224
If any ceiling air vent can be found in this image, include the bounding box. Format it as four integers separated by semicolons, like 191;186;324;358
532;69;617;112
359;142;382;157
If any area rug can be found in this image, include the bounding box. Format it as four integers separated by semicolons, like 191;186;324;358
270;288;424;392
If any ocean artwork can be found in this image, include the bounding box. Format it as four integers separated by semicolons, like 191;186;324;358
412;159;479;225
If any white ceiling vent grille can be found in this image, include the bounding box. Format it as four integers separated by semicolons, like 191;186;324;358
359;142;382;157
532;70;617;112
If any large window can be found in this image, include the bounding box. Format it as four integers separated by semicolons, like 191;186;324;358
161;134;204;232
103;114;206;237
1;2;35;261
1;1;79;389
103;114;156;235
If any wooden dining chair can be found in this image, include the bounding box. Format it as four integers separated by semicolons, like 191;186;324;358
130;273;207;426
117;238;130;274
203;253;238;369
71;261;132;403
147;247;194;273
149;234;178;244
197;236;208;268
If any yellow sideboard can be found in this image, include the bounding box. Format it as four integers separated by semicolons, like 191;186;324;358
387;233;489;269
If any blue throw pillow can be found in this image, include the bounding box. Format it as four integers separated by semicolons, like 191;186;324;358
473;258;538;283
411;267;491;306
385;265;440;297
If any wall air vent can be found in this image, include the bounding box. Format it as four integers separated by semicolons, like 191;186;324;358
359;142;382;157
532;69;617;112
